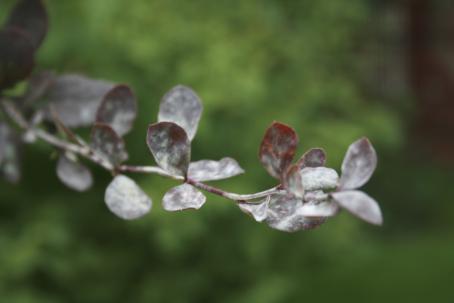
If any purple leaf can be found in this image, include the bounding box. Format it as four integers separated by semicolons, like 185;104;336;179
238;198;269;222
96;85;137;136
5;0;48;49
259;121;299;179
158;85;203;141
296;148;326;168
46;74;114;128
331;190;383;225
0;28;34;89
300;167;339;191
91;123;128;166
339;137;377;190
162;183;206;211
146;122;190;176
282;164;304;198
105;175;152;220
300;201;339;217
56;153;93;192
188;157;244;182
0;122;21;183
264;194;325;232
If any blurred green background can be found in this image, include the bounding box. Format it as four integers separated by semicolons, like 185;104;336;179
1;0;454;302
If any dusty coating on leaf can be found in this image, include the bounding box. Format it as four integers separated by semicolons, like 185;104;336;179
238;198;269;222
46;74;114;127
300;167;339;191
56;153;93;192
0;122;21;183
296;148;326;168
147;122;190;176
105;175;152;220
264;194;325;232
283;164;304;198
158;85;203;141
188;157;244;181
331;190;383;225
339;137;377;190
96;85;137;136
0;28;34;89
300;200;339;217
90;123;128;166
5;0;48;50
162;183;206;211
259;122;298;179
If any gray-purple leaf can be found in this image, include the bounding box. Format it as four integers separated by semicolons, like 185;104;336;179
46;74;114;128
105;175;152;220
339;137;377;190
300;201;339;217
91;123;128;166
96;85;137;136
162;183;206;211
331;190;383;225
56;153;93;192
300;167;339;191
188;157;244;182
0;122;21;183
238;197;269;222
296;148;326;168
146;122;190;176
158;85;203;140
265;194;325;232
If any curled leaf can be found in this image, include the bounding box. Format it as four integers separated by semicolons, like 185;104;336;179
96;85;137;136
265;194;325;232
158;85;203;140
188;157;244;182
339;137;377;190
105;175;152;220
0;28;34;89
5;0;48;49
91;123;128;166
259;121;298;179
146;122;190;176
296;148;326;168
56;153;93;192
238;197;269;222
46;74;114;128
282;164;304;198
300;167;339;191
162;183;206;211
331;190;383;225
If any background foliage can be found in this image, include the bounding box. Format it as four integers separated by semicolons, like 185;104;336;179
1;0;453;302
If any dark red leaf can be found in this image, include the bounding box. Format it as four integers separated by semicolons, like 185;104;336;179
146;122;190;176
0;28;34;89
5;0;48;49
259;121;298;179
96;85;137;136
